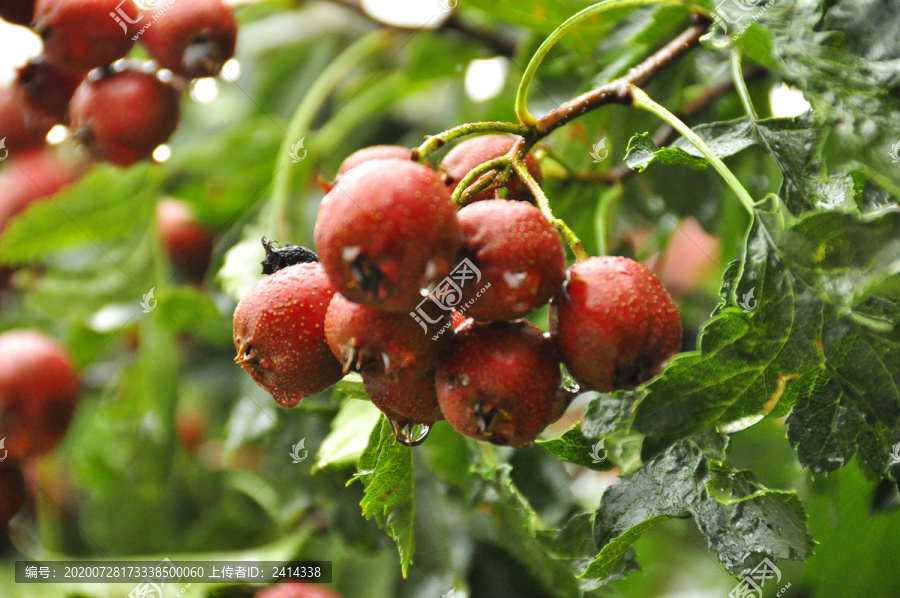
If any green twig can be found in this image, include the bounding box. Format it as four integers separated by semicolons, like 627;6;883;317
413;122;528;163
730;50;759;121
513;161;588;261
450;157;509;206
268;30;393;240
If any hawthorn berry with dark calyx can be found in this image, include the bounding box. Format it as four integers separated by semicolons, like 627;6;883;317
156;198;214;283
325;292;445;383
256;583;343;598
0;463;27;531
363;370;444;445
440;134;542;202
140;0;238;79
260;237;318;275
456;199;566;321
15;57;83;132
34;0;139;74
0;0;36;26
436;320;563;448
69;68;181;166
314;158;461;313
0;330;79;460
233;263;343;408
550;256;682;392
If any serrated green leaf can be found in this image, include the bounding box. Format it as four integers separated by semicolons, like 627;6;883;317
538;425;614;471
625;132;711;172
314;398;381;471
0;165;154;264
618;108;900;477
586;435;813;578
352;416;415;577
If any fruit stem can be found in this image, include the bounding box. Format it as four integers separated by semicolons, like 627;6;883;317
730;50;759;121
450;156;509;206
628;85;756;215
268;30;393;240
513;160;588;261
413;121;529;162
515;0;712;127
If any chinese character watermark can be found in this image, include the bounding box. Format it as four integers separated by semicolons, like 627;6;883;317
728;557;790;598
409;258;491;340
709;0;775;43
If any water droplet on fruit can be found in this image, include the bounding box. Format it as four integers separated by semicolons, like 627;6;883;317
502;271;528;289
389;420;432;446
447;373;470;390
425;258;440;280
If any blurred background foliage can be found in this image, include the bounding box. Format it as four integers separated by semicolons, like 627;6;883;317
0;0;898;597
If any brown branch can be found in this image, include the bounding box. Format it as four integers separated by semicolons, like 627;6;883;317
535;16;712;135
594;65;765;185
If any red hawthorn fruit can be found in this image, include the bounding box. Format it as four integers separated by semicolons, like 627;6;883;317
156;198;214;282
34;0;139;74
440;135;542;203
318;145;411;193
0;462;27;531
0;87;49;153
550;256;682;392
0;0;36;26
325;293;444;383
233;263;344;408
0;330;79;460
69;68;181;166
363;369;444;431
0;148;84;231
15;57;84;132
336;145;411;179
314;158;461;313
140;0;238;79
456;199;566;321
436;320;563;448
256;583;343;598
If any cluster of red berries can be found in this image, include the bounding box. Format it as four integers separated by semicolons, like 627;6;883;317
0;0;237;166
0;329;80;530
233;135;682;448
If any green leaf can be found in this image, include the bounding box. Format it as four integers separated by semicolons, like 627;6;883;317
585;435;813;578
538;425;614;471
352;416;415;577
314;398;382;471
757;0;900;160
618;111;900;477
0;165;155;264
468;443;584;596
625;132;712;172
